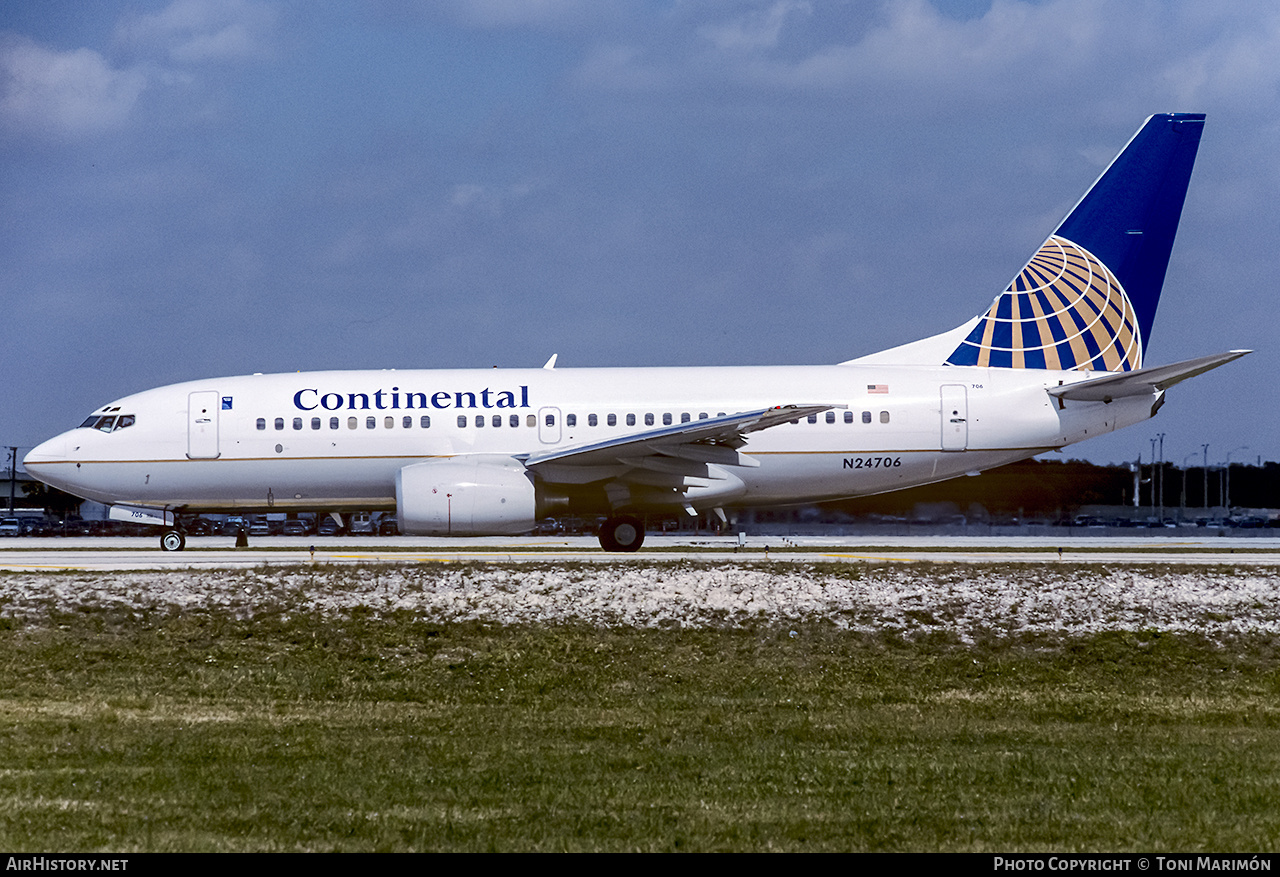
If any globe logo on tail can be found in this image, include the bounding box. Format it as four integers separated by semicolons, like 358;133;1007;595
946;235;1142;372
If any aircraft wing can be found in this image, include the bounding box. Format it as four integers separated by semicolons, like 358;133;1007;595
521;404;838;485
1047;350;1251;403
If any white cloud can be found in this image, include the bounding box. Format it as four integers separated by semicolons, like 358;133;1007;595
698;1;813;53
448;180;542;215
116;0;278;64
571;0;1280;117
0;36;147;139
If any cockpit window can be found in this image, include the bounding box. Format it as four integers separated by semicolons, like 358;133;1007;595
79;414;135;432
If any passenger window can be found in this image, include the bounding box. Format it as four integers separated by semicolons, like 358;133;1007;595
385;416;394;429
862;411;872;424
526;415;535;427
699;413;708;420
330;417;339;429
626;414;636;426
403;416;412;428
608;414;617;427
645;413;654;426
509;414;519;428
844;411;854;424
880;411;890;423
825;412;835;424
274;418;284;430
311;417;321;430
681;413;690;423
256;418;266;431
367;416;376;429
807;414;817;424
492;414;501;427
663;413;672;425
458;415;468;428
293;417;303;430
588;414;597;427
545;413;555;426
566;414;577;427
348;417;357;429
475;415;484;428
421;416;431;428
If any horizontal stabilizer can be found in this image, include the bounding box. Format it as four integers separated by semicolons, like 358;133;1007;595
1047;350;1250;403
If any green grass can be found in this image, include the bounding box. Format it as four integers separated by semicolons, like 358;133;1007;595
1;604;1279;851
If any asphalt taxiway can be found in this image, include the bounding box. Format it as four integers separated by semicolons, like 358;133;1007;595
2;534;1279;571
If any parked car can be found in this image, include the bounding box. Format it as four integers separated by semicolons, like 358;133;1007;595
348;512;375;534
282;519;311;536
316;516;342;536
377;516;399;536
0;518;21;537
185;518;215;536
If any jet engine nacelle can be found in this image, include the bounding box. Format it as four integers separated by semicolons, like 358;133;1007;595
396;456;538;536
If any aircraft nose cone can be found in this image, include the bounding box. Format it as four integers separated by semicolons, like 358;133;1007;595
23;434;68;470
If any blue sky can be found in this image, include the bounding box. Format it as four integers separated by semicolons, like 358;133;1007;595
3;0;1277;471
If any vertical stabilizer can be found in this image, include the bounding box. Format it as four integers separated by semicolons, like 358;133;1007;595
946;113;1204;371
850;114;1205;371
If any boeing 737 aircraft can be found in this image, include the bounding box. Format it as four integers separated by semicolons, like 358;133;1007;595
24;113;1248;552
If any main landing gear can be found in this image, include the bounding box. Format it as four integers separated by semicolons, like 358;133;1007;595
598;515;644;552
160;529;186;552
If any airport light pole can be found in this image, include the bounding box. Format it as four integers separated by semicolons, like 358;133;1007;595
1202;444;1210;510
1149;438;1157;517
7;447;16;515
1224;446;1249;514
1157;433;1166;521
1181;452;1198;521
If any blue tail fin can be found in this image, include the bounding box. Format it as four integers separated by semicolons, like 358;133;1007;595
945;113;1205;371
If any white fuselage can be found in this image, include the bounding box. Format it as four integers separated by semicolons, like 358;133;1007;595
23;363;1154;516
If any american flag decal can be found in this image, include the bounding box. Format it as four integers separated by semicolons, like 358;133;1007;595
867;384;888;394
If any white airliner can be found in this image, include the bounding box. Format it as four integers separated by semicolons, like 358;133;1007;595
24;113;1248;552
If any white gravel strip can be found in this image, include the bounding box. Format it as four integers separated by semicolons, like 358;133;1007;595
3;562;1279;640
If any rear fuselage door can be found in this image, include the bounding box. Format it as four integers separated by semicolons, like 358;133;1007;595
187;390;221;459
940;384;968;452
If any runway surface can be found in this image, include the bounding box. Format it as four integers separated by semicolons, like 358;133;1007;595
3;534;1279;570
